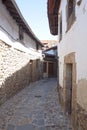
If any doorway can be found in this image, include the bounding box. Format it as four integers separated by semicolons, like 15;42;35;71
30;60;33;82
66;63;72;114
48;62;54;77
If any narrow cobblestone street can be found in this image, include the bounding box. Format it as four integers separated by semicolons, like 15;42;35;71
0;78;72;130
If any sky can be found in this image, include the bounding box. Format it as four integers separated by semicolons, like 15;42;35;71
15;0;58;40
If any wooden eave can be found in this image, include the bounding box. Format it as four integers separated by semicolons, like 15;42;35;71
2;0;43;47
47;0;61;35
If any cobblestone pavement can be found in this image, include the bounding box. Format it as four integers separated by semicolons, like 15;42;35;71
0;78;73;130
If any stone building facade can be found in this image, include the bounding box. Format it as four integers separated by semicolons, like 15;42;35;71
0;0;43;105
48;0;87;130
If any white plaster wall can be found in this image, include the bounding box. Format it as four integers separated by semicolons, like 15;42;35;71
38;45;42;51
58;0;87;109
58;0;87;85
0;0;42;59
24;33;42;56
0;0;19;40
24;32;36;49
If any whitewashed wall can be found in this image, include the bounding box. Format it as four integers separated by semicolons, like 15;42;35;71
58;0;87;110
0;0;19;40
0;0;42;59
24;32;36;49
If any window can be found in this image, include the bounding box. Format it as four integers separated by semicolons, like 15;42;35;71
77;0;82;6
66;0;76;31
68;0;74;18
19;26;23;40
59;13;62;42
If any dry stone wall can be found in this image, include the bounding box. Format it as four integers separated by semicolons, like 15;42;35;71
0;40;42;105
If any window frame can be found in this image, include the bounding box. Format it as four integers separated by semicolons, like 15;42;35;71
59;12;62;42
19;26;24;41
66;0;76;32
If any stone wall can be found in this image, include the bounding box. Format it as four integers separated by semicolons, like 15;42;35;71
58;85;64;108
0;40;42;105
76;103;87;130
58;85;87;130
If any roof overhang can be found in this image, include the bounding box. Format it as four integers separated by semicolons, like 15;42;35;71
47;0;61;35
2;0;43;47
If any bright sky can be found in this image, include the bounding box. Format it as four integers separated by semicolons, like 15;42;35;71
15;0;57;40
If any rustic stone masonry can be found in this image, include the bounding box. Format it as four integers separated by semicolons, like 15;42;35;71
58;85;87;130
58;85;64;109
76;103;87;130
0;40;42;105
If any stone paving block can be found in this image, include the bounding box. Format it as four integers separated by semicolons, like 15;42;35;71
38;119;45;126
0;79;73;130
45;126;52;130
7;124;15;130
16;124;35;130
38;127;45;130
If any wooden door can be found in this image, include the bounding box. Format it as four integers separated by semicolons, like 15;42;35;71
48;62;54;77
66;63;72;114
30;60;33;82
